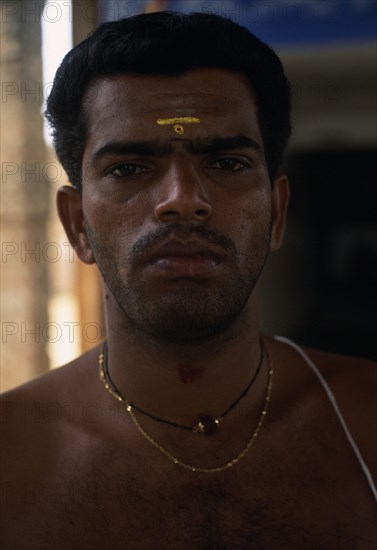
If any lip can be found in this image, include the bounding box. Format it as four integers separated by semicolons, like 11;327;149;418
145;240;224;277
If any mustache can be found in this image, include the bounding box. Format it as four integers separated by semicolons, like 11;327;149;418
129;223;238;265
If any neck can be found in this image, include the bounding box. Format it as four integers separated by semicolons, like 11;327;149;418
102;291;264;426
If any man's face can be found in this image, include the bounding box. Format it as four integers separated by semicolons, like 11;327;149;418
76;69;286;341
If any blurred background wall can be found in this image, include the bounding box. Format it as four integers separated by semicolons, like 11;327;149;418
1;0;102;391
1;0;376;391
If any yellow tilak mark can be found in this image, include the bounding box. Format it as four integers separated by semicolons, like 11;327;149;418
156;117;201;135
156;117;201;125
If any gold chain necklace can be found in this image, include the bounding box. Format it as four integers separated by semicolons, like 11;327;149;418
100;339;265;435
98;343;273;473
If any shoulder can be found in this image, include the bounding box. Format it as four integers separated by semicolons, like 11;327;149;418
279;338;377;482
302;347;376;420
1;343;101;412
273;337;376;405
0;345;101;474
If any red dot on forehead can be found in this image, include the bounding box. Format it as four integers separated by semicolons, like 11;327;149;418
176;363;204;384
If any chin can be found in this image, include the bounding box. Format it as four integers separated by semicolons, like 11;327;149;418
118;285;252;343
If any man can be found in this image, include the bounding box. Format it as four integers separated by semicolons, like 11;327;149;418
1;11;376;549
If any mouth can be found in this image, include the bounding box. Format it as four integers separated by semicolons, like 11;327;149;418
145;240;224;278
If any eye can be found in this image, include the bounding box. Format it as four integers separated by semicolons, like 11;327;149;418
208;158;250;172
108;164;151;178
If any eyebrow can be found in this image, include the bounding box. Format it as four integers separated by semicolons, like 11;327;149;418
88;135;263;168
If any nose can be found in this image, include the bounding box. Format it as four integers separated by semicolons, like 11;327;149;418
154;161;212;224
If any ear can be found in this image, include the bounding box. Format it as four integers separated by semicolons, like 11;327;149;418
56;186;95;264
269;174;290;252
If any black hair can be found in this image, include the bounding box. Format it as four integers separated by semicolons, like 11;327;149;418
45;11;291;190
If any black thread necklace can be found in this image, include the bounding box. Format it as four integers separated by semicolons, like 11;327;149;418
100;339;264;435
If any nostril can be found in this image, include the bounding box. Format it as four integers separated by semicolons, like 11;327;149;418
162;210;179;217
195;209;209;217
154;191;212;222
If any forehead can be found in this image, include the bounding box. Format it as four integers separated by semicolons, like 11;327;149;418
82;69;261;142
84;69;256;123
84;69;254;111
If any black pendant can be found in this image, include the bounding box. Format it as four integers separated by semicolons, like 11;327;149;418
197;416;219;435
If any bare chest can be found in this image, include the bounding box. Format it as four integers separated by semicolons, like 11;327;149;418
3;396;376;550
4;450;376;550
